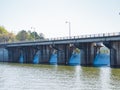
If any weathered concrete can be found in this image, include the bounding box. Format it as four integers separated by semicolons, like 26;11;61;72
7;47;21;62
0;48;8;62
110;41;120;67
80;43;96;66
40;45;50;64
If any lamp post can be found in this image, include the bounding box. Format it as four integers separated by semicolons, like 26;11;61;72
66;21;71;38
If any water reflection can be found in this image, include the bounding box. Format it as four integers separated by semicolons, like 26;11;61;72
99;67;111;90
80;67;101;89
0;63;120;90
72;66;82;89
110;68;120;90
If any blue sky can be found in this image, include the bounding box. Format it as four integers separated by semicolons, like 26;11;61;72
0;0;120;38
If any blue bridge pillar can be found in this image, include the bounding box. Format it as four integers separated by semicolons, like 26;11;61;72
49;49;57;65
0;48;8;62
93;46;110;66
19;50;24;63
33;50;41;64
69;47;81;65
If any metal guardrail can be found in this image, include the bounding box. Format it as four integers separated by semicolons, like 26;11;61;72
0;32;120;44
48;32;120;41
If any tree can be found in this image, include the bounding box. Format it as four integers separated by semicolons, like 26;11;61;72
0;26;8;34
27;30;45;40
7;33;16;42
34;31;40;40
0;26;16;42
27;30;34;40
39;33;45;39
0;26;45;42
16;30;45;41
16;30;29;41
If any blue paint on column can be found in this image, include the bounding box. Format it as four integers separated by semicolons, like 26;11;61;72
49;54;57;65
33;51;41;64
69;48;81;66
19;54;24;63
94;47;110;66
0;48;8;62
69;53;81;65
94;53;110;66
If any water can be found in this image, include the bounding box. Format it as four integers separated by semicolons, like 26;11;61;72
0;63;120;90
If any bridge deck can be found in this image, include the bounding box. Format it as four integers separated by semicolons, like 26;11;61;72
0;32;120;47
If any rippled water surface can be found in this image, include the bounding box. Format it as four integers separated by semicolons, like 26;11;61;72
0;63;120;90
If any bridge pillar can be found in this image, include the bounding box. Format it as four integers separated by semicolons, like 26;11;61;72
81;43;96;66
7;47;21;62
49;45;57;64
69;47;81;65
0;48;8;62
32;45;43;64
57;44;66;65
57;44;72;65
49;44;72;65
19;46;35;63
33;49;41;64
109;41;120;67
19;49;24;63
51;44;79;65
41;45;50;64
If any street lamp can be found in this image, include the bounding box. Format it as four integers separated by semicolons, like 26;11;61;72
66;21;71;38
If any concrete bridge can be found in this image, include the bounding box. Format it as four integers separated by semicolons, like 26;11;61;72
0;32;120;67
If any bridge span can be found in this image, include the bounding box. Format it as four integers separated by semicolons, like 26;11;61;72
0;32;120;67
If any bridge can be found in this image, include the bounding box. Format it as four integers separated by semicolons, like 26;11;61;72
0;32;120;67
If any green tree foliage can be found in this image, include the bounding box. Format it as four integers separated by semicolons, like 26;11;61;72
28;31;45;40
0;26;45;42
0;26;16;42
32;31;45;40
0;26;8;34
16;30;45;41
16;30;29;41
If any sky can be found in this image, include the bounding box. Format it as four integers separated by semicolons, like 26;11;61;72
0;0;120;38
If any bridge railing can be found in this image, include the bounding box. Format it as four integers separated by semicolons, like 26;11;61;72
0;32;120;44
48;32;120;41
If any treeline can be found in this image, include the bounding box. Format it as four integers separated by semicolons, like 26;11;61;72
0;26;45;42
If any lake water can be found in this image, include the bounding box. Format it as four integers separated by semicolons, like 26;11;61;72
0;63;120;90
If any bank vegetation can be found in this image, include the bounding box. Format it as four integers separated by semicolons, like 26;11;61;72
0;26;45;43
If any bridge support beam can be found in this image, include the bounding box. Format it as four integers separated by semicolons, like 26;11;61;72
81;43;96;66
40;45;50;64
110;41;120;67
0;48;8;62
7;47;21;62
7;46;36;63
21;46;35;63
49;48;57;64
57;44;67;65
33;49;41;64
50;44;73;65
